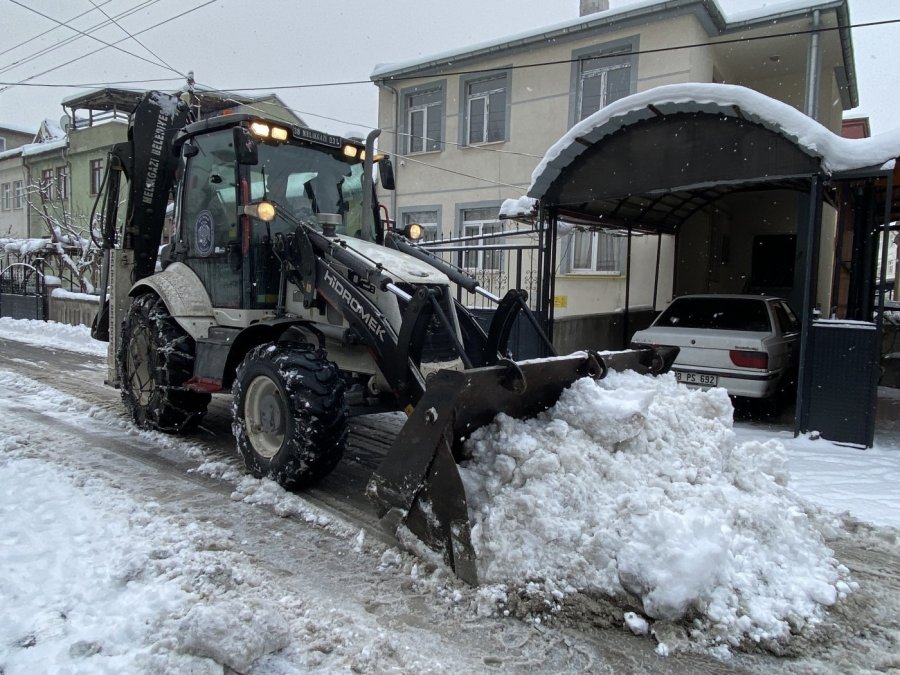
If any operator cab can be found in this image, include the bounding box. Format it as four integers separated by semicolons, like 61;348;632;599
170;115;388;311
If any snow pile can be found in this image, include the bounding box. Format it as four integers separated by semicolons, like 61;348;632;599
460;370;855;653
0;317;107;357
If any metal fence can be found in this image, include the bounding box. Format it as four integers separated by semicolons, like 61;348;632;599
418;226;545;310
416;226;552;359
0;262;46;320
0;247;100;321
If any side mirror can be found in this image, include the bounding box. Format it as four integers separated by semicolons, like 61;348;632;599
182;143;199;158
379;157;395;191
233;126;258;165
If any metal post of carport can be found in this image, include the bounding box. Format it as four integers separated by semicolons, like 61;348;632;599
794;174;824;437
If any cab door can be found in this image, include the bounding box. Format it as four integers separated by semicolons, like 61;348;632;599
178;129;242;308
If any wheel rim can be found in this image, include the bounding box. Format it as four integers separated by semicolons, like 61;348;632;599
244;374;287;459
127;323;154;406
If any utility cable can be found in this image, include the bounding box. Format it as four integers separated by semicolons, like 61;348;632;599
143;17;900;91
86;0;186;79
0;0;163;76
0;0;218;94
0;0;115;59
5;0;183;80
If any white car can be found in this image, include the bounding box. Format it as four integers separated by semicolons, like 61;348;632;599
630;294;800;403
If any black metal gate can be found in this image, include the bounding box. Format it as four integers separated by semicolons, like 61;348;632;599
0;263;46;321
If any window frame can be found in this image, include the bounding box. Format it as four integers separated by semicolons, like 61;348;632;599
40;168;53;197
90;158;103;195
567;229;626;276
56;166;67;201
458;203;504;272
1;182;10;211
569;36;639;127
399;206;441;243
13;180;24;209
401;81;446;155
459;69;511;146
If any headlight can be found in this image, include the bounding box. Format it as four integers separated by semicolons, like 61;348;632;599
270;126;288;141
404;223;424;241
243;201;276;222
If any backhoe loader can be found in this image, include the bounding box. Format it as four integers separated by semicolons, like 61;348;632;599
91;91;676;583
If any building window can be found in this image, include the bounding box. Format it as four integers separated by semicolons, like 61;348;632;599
572;38;637;123
40;169;53;197
1;183;10;210
405;87;443;154
570;230;625;274
13;180;24;209
462;207;503;271
56;166;67;200
0;137;6;152
402;209;439;242
464;74;507;145
90;159;103;195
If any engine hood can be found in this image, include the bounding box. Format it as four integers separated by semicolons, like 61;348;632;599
330;235;451;286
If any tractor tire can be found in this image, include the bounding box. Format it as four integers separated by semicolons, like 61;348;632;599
232;343;348;490
117;293;211;432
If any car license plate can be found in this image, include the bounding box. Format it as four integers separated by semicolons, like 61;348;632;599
676;371;718;387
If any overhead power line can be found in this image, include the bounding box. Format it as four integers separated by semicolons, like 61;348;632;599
5;0;184;82
6;15;899;93
86;0;185;80
0;0;164;76
0;0;218;94
0;77;182;88
0;0;115;59
161;17;900;91
3;11;898;195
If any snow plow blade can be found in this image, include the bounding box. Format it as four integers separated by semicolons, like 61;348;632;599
366;347;678;584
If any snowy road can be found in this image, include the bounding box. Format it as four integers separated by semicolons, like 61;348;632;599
1;328;899;673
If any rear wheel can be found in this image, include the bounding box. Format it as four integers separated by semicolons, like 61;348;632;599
232;343;348;489
117;293;210;432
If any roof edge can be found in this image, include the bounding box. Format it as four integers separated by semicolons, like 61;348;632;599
370;0;853;83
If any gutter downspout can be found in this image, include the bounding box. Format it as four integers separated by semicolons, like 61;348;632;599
804;9;822;120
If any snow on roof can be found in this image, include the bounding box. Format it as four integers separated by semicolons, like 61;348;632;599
499;196;537;219
60;86;143;106
40;118;66;140
529;83;900;197
370;0;847;79
19;136;67;158
0;122;36;136
0;146;24;161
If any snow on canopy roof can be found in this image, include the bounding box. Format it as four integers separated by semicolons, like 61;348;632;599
370;0;850;80
528;83;900;199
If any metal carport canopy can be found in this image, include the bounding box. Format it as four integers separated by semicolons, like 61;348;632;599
529;105;823;232
526;83;900;232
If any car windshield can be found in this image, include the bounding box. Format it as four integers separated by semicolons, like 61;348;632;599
249;142;371;241
656;297;772;332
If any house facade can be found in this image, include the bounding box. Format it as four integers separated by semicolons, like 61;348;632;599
371;0;857;333
0;124;34;239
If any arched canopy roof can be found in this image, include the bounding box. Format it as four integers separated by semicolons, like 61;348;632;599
528;84;900;233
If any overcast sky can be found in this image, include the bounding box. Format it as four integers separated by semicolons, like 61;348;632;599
2;0;898;140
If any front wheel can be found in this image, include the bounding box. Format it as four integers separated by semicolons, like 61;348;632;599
117;293;210;432
232;343;348;489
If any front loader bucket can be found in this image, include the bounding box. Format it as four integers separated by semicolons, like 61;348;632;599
366;347;678;584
